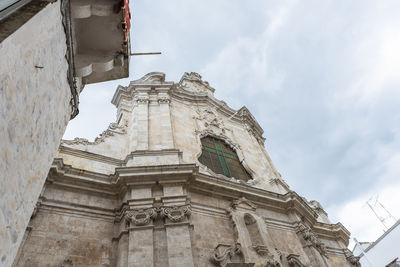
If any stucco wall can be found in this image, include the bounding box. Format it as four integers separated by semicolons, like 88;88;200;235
0;2;71;266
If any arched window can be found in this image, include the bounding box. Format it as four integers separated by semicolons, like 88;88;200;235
198;136;251;181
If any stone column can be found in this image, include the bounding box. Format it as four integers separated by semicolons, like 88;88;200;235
157;91;174;149
130;90;149;151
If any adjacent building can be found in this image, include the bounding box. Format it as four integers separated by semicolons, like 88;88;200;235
0;0;131;265
13;72;361;266
353;219;400;267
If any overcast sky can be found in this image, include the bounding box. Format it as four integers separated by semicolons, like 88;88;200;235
64;0;400;248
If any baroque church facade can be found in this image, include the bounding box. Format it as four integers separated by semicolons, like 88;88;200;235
13;72;360;267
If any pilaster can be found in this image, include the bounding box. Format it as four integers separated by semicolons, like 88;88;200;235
131;89;150;151
161;184;194;267
157;90;174;149
126;188;155;267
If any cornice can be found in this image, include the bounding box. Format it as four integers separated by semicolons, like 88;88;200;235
59;146;125;166
47;159;350;245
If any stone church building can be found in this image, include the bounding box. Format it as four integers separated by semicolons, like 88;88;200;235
13;72;361;267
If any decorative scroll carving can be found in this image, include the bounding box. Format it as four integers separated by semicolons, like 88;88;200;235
287;254;306;267
179;72;215;94
194;108;229;136
126;208;157;226
160;204;191;222
134;95;149;104
212;243;242;267
61;121;128;146
157;96;171;104
296;223;327;256
343;249;361;267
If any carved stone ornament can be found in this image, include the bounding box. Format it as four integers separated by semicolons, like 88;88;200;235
60;259;73;267
126;208;157;226
134;95;149;104
160;204;191;222
179;72;216;94
157;95;171;104
212;243;242;267
263;257;281;267
253;245;270;256
231;197;257;211
62;121;128;146
343;249;361;267
296;223;327;256
194;108;229;136
286;254;306;267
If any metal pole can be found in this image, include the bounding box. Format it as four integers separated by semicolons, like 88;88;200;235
130;52;162;56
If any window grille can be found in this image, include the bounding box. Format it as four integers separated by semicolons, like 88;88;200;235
198;136;251;181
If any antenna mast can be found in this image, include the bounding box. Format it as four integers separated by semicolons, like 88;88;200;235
366;195;397;231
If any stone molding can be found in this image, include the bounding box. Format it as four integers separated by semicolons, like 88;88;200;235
47;159;351;246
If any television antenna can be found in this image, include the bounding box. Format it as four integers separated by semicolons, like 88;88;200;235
366;195;397;231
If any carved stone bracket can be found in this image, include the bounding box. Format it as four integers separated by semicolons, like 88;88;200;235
252;245;270;256
286;254;306;267
126;207;157;226
160;204;191;223
296;223;327;256
212;243;242;267
343;249;361;267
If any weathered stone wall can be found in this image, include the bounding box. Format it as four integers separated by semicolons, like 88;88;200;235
0;2;71;265
13;211;114;266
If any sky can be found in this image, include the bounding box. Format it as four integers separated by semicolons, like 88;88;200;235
64;0;400;249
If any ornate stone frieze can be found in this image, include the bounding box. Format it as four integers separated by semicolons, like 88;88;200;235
211;243;242;267
343;249;361;267
126;207;157;226
160;204;191;223
296;223;327;256
62;121;128;146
